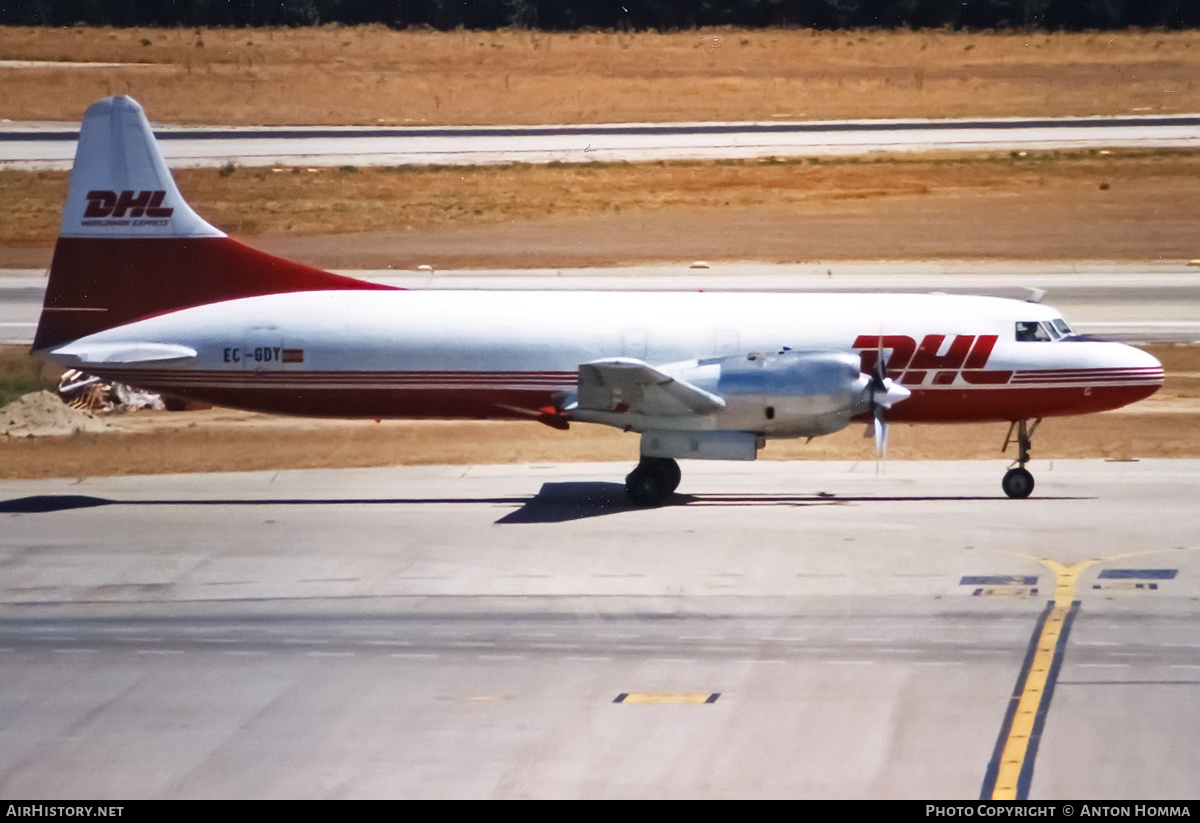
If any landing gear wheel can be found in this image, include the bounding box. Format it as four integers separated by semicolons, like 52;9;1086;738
625;466;667;506
653;457;682;494
625;457;681;506
1002;467;1035;500
1001;418;1041;500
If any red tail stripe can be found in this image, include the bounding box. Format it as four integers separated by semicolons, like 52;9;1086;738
34;236;398;350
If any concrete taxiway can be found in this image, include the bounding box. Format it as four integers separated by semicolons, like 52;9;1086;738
1;459;1197;798
3;115;1200;170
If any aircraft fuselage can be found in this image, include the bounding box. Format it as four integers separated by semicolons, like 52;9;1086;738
46;289;1162;435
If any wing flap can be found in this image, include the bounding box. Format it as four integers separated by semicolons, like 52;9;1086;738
577;358;725;417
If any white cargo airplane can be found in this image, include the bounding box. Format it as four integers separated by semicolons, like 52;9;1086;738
33;97;1163;504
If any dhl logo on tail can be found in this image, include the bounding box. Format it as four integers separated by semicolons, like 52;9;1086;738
83;190;173;222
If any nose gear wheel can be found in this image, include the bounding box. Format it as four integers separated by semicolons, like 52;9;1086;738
1001;418;1040;499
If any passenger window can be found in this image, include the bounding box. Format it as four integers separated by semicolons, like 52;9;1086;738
1015;321;1052;342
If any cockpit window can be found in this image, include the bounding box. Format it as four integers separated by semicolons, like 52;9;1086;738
1051;319;1075;339
1015;321;1053;342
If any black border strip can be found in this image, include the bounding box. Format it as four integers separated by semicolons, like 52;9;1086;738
1016;600;1081;800
979;600;1054;800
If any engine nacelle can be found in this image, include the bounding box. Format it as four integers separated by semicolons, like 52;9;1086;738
671;350;871;438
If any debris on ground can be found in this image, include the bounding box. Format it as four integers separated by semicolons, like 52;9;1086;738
1;391;108;437
58;369;166;414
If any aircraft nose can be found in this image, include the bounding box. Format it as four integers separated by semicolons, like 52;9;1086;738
1122;343;1164;379
1113;343;1164;399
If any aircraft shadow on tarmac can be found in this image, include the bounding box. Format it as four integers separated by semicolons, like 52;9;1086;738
495;482;1086;523
0;486;1085;523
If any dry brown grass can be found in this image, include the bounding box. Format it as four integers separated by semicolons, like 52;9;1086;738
2;26;1200;125
0;340;58;406
5;148;1200;255
5;26;1200;269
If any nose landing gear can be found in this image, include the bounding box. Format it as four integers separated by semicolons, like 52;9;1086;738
1001;418;1041;499
625;457;682;506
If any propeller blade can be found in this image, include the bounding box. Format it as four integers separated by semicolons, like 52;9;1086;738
863;348;909;463
870;349;889;391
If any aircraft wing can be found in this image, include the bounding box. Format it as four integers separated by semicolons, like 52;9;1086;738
576;358;726;417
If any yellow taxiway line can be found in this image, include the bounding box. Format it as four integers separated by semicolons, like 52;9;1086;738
989;559;1093;800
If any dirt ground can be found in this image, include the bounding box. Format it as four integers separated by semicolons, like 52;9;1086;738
5;26;1200;269
2;27;1200;125
5;150;1200;268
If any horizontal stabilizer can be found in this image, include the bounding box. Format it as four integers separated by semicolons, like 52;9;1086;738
50;341;198;365
577;357;725;417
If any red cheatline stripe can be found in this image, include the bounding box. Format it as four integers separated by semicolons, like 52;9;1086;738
139;385;569;392
95;373;572;381
1011;376;1163;384
130;374;577;383
1012;369;1163;377
90;371;577;392
1012;377;1163;383
91;370;576;380
98;386;574;393
117;384;576;391
135;377;473;384
79;369;1165;394
1012;368;1162;379
1012;367;1161;374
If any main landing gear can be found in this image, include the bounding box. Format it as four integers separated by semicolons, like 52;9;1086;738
1001;418;1041;499
625;457;682;506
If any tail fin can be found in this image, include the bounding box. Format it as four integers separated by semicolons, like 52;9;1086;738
33;96;394;351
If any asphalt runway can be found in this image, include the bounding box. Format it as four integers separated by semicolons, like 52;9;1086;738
6;262;1200;345
1;459;1197;798
3;115;1200;170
